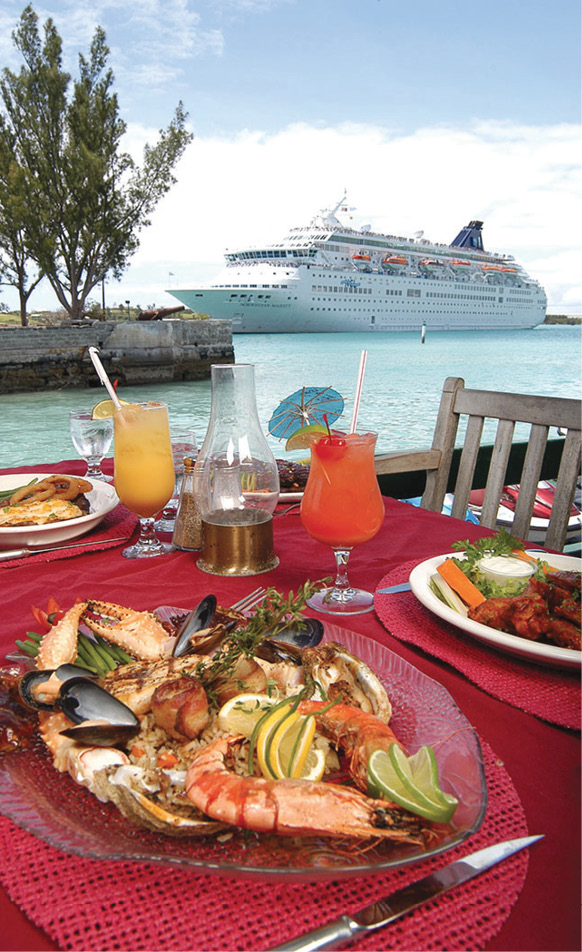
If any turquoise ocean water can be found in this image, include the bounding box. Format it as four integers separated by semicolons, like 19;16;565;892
1;325;580;470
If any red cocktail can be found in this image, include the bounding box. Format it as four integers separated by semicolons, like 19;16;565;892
300;430;384;613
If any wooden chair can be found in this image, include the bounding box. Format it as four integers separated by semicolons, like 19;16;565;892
375;376;582;552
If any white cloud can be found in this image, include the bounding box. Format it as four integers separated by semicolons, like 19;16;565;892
118;119;582;314
3;118;581;314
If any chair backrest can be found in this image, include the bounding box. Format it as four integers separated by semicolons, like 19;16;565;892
376;376;581;551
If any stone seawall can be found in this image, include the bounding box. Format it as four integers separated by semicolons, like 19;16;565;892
0;320;234;393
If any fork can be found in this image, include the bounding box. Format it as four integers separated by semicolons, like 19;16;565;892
230;586;268;614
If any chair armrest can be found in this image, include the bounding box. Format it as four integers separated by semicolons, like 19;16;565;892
374;448;441;475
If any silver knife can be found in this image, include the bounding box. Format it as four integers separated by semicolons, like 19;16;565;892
0;536;128;561
376;582;411;594
269;835;543;952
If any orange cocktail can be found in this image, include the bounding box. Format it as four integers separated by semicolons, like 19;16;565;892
300;431;385;614
114;401;176;558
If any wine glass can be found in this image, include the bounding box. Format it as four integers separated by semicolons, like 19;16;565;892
300;429;385;614
69;409;113;481
113;401;176;558
155;427;198;533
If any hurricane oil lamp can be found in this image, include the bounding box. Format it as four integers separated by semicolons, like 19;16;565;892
194;364;280;575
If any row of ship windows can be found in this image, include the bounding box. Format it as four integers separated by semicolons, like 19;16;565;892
426;291;497;300
309;306;504;313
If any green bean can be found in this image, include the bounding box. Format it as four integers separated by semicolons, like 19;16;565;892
0;478;38;501
73;658;99;675
15;639;39;657
75;638;97;668
79;636;110;676
24;631;43;642
94;634;132;664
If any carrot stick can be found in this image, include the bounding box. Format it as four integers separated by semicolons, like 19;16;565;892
511;549;560;574
437;560;487;609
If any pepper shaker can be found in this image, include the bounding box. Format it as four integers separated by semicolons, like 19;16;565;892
172;457;203;550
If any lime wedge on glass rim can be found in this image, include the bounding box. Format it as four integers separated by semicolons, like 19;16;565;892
284;423;329;451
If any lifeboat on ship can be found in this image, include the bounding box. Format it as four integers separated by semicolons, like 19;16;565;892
419;258;445;275
381;255;408;272
352;253;373;272
482;265;504;282
501;267;519;284
450;259;472;273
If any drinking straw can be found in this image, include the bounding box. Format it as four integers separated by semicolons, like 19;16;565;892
88;346;122;411
349;349;367;433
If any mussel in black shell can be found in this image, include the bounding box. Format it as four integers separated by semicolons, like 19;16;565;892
18;664;97;711
172;595;218;658
56;677;140;746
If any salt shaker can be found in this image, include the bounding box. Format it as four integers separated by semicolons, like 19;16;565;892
172;457;203;550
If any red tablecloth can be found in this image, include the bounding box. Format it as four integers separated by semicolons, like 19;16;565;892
0;460;579;952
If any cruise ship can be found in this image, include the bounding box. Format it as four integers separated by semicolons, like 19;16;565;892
169;196;547;333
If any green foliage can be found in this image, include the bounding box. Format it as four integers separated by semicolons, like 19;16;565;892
0;5;193;322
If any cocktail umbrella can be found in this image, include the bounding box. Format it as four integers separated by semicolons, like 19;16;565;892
268;386;344;439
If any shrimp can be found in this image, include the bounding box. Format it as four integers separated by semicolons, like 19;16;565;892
298;700;404;791
184;734;426;842
37;601;87;669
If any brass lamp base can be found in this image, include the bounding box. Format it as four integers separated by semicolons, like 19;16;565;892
197;512;279;576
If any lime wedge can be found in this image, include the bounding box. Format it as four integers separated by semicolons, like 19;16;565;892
389;744;458;822
285;424;328;451
368;747;457;823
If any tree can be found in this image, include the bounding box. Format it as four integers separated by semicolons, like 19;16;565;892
0;114;44;325
0;5;193;321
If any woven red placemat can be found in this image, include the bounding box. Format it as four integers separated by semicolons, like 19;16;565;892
375;560;581;730
0;506;138;569
0;739;530;952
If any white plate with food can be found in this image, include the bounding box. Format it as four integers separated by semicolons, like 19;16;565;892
278;492;304;503
409;551;581;669
0;473;118;548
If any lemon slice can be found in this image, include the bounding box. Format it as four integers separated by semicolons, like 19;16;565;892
217;693;278;738
285;424;328;451
255;700;297;779
367;747;457;823
271;712;319;779
91;398;130;419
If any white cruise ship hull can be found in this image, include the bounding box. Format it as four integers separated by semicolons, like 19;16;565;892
172;267;545;334
169;200;547;334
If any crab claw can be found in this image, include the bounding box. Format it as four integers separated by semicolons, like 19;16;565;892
82;600;174;662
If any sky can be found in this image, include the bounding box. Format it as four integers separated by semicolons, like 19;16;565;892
0;0;580;315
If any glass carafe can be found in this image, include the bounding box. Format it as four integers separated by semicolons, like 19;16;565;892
194;364;280;575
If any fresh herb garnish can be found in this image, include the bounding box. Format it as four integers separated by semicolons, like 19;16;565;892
194;580;329;704
451;528;524;570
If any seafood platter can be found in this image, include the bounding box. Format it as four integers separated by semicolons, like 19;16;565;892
0;589;486;880
0;474;118;548
410;548;581;670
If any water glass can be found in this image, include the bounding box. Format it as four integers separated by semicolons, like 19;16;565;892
69;409;113;481
155;427;198;532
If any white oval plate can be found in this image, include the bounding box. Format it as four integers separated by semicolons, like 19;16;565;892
0;473;119;548
409;551;581;670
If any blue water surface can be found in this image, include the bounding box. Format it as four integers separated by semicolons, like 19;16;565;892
1;325;580;469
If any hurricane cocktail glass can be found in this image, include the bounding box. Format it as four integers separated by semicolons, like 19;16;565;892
69;409;113;480
113;401;176;558
300;430;385;614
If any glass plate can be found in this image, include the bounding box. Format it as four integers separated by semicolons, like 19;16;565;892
0;623;486;881
409;552;582;670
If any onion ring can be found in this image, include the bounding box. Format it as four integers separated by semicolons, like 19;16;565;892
42;475;81;501
9;483;57;505
75;478;93;494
